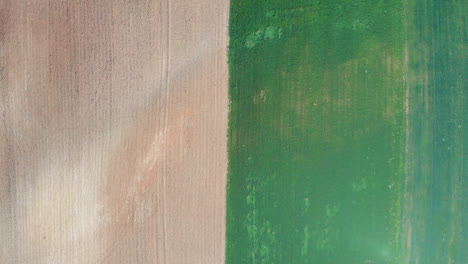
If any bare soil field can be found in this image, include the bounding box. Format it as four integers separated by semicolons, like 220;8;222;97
0;0;228;263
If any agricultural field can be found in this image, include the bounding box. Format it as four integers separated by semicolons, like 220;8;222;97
227;0;465;263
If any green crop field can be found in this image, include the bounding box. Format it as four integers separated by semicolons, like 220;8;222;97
227;0;466;263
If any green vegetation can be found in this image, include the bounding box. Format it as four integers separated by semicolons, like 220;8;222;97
227;0;466;263
228;1;406;263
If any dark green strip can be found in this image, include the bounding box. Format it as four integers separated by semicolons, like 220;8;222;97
401;0;467;263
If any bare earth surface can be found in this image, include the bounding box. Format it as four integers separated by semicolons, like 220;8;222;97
0;0;228;263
